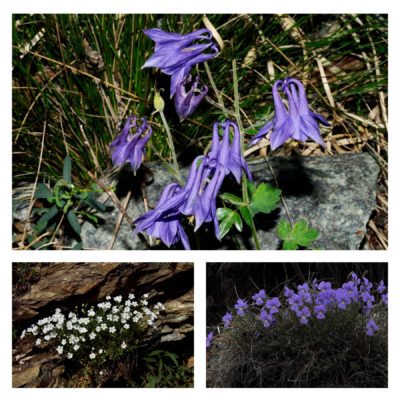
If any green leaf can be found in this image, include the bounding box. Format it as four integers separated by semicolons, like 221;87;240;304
91;183;99;191
216;208;232;221
247;179;257;201
63;199;71;214
147;350;165;356
63;155;72;184
249;183;281;215
34;183;53;199
38;205;59;224
290;221;320;247
67;209;81;235
33;207;49;215
283;240;298;250
240;206;253;227
167;353;179;368
82;191;88;200
72;242;83;250
32;221;48;235
83;212;98;224
219;193;244;206
84;197;106;212
219;211;235;239
277;220;291;240
232;211;243;232
146;375;156;388
143;357;157;363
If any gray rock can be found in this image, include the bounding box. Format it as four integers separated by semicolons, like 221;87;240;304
65;153;379;250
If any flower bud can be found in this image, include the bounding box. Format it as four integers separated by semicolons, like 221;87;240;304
153;89;165;112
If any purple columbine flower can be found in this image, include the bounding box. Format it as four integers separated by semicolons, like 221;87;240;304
260;310;273;328
222;312;233;327
132;183;190;250
318;281;332;292
110;116;152;175
296;306;311;324
142;28;219;98
235;299;248;316
208;120;253;185
206;332;213;347
284;286;294;298
336;289;351;310
175;74;208;120
366;319;379;337
382;293;388;306
252;290;266;306
248;77;330;150
266;297;281;314
288;294;303;312
377;280;386;294
315;304;327;320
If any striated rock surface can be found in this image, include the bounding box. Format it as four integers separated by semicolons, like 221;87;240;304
12;262;193;387
65;153;379;250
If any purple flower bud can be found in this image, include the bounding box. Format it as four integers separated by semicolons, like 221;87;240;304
206;332;213;347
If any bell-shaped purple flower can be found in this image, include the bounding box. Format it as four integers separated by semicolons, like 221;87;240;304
142;28;219;98
208;120;253;184
132;183;190;250
110;116;152;175
248;77;330;150
175;74;208;120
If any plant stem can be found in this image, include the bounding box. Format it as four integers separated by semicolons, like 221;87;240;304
159;110;184;187
232;59;261;250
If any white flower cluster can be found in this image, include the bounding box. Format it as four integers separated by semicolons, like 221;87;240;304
20;294;165;362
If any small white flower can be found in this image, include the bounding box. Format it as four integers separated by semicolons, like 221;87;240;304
132;301;138;307
112;315;119;322
44;335;51;341
89;353;96;359
36;339;42;345
62;339;67;345
20;330;26;339
67;353;73;359
129;294;135;300
81;337;86;342
97;316;102;322
121;342;127;349
99;371;103;375
109;326;116;334
141;300;148;306
106;296;111;300
96;326;101;332
114;296;122;303
124;324;130;329
57;346;63;354
99;349;103;354
89;332;96;339
143;294;149;298
74;345;79;351
88;310;95;317
101;323;107;330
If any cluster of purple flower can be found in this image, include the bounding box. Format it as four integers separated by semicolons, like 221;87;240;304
131;120;252;249
207;273;387;347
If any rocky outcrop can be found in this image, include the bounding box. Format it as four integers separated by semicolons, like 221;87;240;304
12;262;194;388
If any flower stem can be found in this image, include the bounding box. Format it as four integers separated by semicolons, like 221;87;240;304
159;110;184;187
232;59;261;250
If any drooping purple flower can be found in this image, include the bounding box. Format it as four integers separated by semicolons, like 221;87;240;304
206;332;213;347
312;278;318;291
235;299;248;316
284;286;294;298
110;116;153;175
248;77;330;150
366;319;379;337
266;297;281;314
315;304;327;320
132;183;190;250
142;28;219;98
252;290;266;306
296;306;311;324
208;120;253;184
336;289;351;310
351;272;360;285
318;281;332;292
259;310;273;328
288;294;303;312
222;312;233;327
382;293;388;306
363;277;373;292
175;74;208;120
377;280;386;294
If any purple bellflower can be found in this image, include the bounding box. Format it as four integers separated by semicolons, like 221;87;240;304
382;293;388;306
288;294;303;312
248;77;330;150
110;116;152;175
132;183;190;250
208;120;253;185
252;290;266;306
142;28;219;98
315;304;327;320
266;297;281;314
297;306;311;324
206;332;213;347
175;74;208;120
377;280;386;294
260;310;273;328
222;312;233;327
336;289;351;310
366;319;379;337
235;299;248;316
